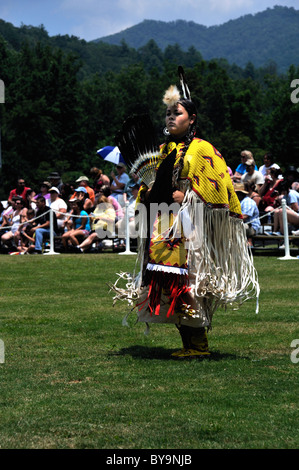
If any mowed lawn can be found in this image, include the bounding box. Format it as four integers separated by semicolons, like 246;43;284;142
0;253;298;449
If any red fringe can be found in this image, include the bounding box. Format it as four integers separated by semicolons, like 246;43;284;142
136;270;191;318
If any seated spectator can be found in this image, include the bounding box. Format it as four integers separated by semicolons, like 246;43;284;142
1;197;28;251
258;167;284;212
1;200;15;230
77;195;116;252
28;196;58;254
241;158;264;191
61;199;91;251
233;150;258;182
100;185;124;223
0;206;13;250
227;166;234;182
8;178;31;204
284;166;299;190
110;163;130;205
259;152;281;178
74;176;95;204
272;181;299;236
90;167;110;194
246;182;261;208
235;183;261;247
0;201;5;225
71;186;94;213
17;208;36;253
48;172;64;193
48;187;68;231
33;181;51;206
60;183;74;203
116;183;140;239
123;173;141;203
25;189;37;210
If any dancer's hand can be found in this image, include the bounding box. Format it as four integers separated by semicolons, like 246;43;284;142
172;190;184;204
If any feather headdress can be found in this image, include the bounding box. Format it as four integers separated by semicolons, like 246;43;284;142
115;114;160;189
162;66;192;108
162;84;181;107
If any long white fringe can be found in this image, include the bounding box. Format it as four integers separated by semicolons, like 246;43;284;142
109;189;260;325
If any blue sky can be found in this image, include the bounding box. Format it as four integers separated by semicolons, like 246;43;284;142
0;0;298;41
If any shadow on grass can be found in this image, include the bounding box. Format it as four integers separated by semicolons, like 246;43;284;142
111;345;243;361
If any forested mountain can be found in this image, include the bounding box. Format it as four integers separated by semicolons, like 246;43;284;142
0;6;298;75
0;7;298;200
96;6;299;72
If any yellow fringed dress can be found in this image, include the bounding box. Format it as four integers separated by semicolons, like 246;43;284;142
113;137;259;329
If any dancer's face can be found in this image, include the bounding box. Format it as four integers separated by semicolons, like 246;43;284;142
165;103;195;139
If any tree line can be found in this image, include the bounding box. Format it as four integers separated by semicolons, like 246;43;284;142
0;36;298;200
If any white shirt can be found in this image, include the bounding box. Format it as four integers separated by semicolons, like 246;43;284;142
259;163;280;177
241;170;264;186
49;197;67;226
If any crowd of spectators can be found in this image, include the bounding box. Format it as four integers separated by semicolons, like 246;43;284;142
231;151;299;247
0;164;140;254
1;151;299;254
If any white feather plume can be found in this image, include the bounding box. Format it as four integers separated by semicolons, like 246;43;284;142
130;151;160;189
163;85;181;107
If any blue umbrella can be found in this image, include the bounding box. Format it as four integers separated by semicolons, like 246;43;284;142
97;146;126;165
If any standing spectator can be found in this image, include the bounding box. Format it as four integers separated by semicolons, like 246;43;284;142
233;150;257;183
241;158;264;190
74;176;95;204
110;163;130;205
48;172;64;193
8;178;31;204
48;187;68;231
235;183;261;246
29;196;58;254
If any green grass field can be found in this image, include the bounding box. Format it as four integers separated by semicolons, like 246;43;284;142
0;253;298;449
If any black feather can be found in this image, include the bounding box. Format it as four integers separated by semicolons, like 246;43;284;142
115;113;159;166
115;113;161;187
178;66;191;101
